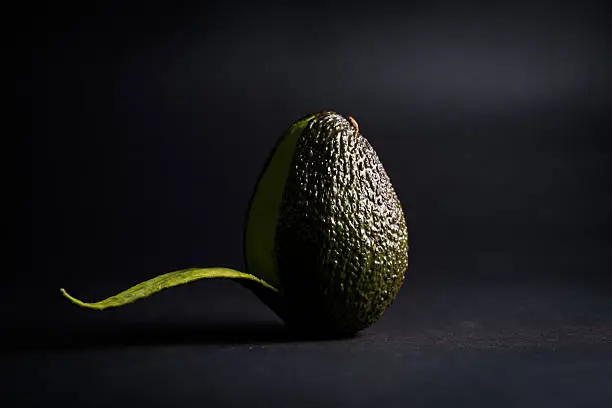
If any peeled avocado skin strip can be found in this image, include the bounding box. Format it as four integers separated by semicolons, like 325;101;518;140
60;268;278;310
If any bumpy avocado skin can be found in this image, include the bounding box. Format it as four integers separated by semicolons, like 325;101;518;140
275;112;408;336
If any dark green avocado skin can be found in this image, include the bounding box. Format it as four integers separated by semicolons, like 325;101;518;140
275;112;409;336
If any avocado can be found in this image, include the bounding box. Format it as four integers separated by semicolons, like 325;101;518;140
245;111;408;335
60;111;409;338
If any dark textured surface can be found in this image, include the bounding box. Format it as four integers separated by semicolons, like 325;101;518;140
3;280;612;408
276;113;408;334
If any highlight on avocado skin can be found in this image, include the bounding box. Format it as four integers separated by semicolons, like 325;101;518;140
61;110;409;337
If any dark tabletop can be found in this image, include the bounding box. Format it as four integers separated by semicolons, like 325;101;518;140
4;253;612;408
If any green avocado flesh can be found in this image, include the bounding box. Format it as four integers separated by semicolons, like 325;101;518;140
244;114;315;289
59;110;408;338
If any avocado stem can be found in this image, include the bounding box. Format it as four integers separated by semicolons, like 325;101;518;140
60;267;278;310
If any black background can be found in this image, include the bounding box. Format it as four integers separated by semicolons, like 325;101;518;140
11;1;612;407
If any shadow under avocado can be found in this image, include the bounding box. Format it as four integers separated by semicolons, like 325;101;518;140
6;320;357;352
